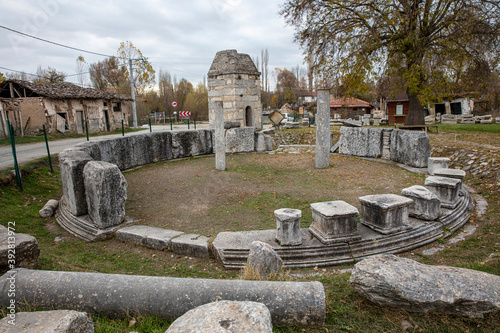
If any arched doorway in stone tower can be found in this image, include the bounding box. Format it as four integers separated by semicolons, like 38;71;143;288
245;106;253;127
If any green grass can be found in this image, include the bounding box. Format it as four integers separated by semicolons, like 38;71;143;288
0;152;499;332
437;123;500;133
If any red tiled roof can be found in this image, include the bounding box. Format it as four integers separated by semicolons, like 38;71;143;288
330;97;372;108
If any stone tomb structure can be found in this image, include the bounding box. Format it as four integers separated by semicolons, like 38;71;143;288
208;50;262;128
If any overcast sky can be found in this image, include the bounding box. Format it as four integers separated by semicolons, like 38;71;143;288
0;0;305;89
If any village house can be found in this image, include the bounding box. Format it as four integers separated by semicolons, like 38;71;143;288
0;80;131;139
330;97;373;120
386;92;473;125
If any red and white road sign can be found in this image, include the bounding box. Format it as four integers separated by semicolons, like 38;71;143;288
171;101;177;107
179;111;191;117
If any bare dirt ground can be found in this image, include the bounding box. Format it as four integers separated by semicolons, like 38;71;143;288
124;153;425;238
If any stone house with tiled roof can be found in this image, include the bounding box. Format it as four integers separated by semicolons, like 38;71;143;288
0;80;131;138
330;97;373;120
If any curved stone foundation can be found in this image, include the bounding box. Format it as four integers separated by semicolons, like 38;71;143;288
212;190;472;269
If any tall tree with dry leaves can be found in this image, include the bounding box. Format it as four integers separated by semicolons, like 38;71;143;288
281;0;500;124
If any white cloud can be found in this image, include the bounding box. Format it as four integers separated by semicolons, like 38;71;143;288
0;0;306;87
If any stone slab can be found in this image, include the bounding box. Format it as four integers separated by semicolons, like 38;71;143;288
116;226;183;250
0;310;94;333
166;301;272;333
248;241;283;279
171;234;210;258
390;130;430;168
433;168;466;180
226;127;255;154
339;127;384;158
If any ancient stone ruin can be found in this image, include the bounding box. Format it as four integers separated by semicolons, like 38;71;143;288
208;49;262;128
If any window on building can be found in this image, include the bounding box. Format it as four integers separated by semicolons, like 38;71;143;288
396;104;403;115
112;102;121;112
103;102;108;107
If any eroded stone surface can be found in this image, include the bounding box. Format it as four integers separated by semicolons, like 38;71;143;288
116;226;183;250
171;234;210;258
59;150;93;216
83;161;127;229
428;157;450;175
350;254;500;318
0;310;94;333
39;199;59;218
359;194;413;234
339;127;384;158
0;225;39;273
248;241;283;278
274;208;302;246
401;185;441;221
390;130;430;168
226;127;255;154
425;176;461;208
309;201;361;244
165;301;272;333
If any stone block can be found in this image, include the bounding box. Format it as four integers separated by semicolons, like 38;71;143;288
255;132;266;153
0;226;39;273
0;310;94;333
116;226;183;250
339;127;384;158
390;130;430;168
309;201;361;244
401;185;441;221
428;157;450;175
166;301;272;333
274;208;302;246
171;234;210;258
248;241;283;279
425;176;461;209
264;135;273;151
433;168;466;180
350;254;500;318
226;127;255;154
224;120;241;129
83;161;127;229
39;199;59;218
359;194;413;234
172;130;213;159
59;150;93;216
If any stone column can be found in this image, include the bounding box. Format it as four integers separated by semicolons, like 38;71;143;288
214;101;225;171
315;89;330;169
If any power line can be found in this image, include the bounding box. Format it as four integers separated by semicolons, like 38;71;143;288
0;66;38;78
0;24;115;58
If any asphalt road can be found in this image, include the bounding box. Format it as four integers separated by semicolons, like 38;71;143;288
0;123;210;170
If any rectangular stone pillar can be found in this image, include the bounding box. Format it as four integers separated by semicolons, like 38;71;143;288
59;150;93;216
428;157;450;175
274;208;302;246
315;89;330;169
424;176;461;209
214;101;226;171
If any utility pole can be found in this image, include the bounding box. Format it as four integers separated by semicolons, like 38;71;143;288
129;58;137;128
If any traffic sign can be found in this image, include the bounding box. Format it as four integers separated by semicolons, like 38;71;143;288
179;111;191;117
171;101;177;107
